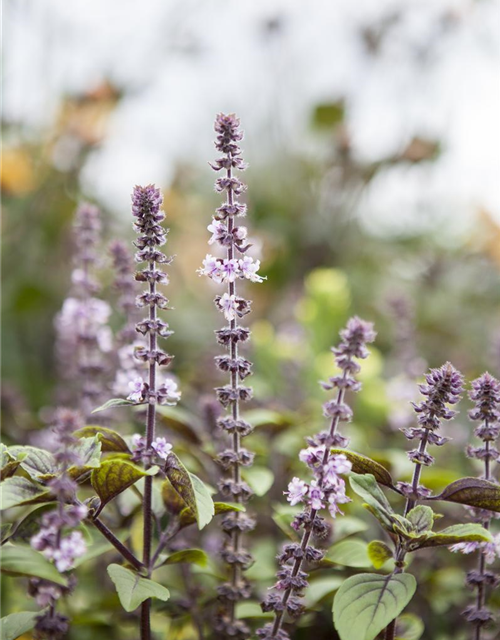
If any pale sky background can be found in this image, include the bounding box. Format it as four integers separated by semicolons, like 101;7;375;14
3;0;500;236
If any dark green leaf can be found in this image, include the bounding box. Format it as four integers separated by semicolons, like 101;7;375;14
0;477;50;510
428;478;500;512
158;549;208;568
165;454;214;529
1;545;66;585
91;460;157;514
349;473;394;529
406;506;434;534
333;573;417;640
107;564;170;612
417;524;492;549
74;426;131;453
331;449;395;489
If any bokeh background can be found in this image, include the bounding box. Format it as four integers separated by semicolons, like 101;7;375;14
2;1;500;639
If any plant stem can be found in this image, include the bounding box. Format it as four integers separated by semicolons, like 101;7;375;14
92;516;144;571
141;262;157;640
473;438;491;640
404;429;429;516
384;545;406;640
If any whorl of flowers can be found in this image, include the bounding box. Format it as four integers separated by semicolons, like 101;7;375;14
450;373;500;633
29;409;88;639
257;317;376;640
198;114;265;640
127;185;180;411
398;362;464;512
54;203;112;417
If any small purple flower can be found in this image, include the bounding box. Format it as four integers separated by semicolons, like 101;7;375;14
221;259;240;283
52;531;87;572
151;437;173;460
157;377;181;405
239;256;265;283
308;482;325;510
198;254;224;283
298;445;325;468
127;377;146;403
285;478;309;506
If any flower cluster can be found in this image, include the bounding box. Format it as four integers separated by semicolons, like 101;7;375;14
54;204;111;416
454;372;500;632
258;317;376;640
29;409;88;639
131;434;173;463
397;362;464;509
199;114;264;639
126;374;180;406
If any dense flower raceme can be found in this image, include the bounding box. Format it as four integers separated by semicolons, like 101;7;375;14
29;409;88;639
397;362;464;510
450;373;500;631
54;203;112;416
257;317;376;640
198;114;265;640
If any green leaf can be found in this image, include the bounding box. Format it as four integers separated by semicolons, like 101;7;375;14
92;398;138;414
10;505;56;542
334;516;369;540
349;473;394;529
406;506;434;534
178;501;245;529
107;564;170;612
74;426;131;453
6;446;56;481
235;602;273;620
72;436;103;468
156;405;202;444
331;449;395;489
1;545;66;585
417;523;492;549
429;478;500;512
333;573;417;640
324;539;372;568
158;549;208;568
367;541;394;569
0;610;45;640
242;467;274;497
0;477;50;510
394;613;425;640
91;459;158;514
165;454;214;529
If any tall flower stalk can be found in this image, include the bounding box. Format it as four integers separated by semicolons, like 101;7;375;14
55;203;111;417
131;185;177;640
451;373;500;637
397;362;464;516
257;317;376;640
29;409;88;639
198;113;265;639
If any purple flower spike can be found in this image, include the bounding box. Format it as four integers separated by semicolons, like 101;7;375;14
258;317;375;639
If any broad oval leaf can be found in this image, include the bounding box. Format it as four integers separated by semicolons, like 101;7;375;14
331;449;396;489
367;541;394;569
428;478;500;512
91;459;157;514
333;573;417;640
0;610;46;640
406;506;434;534
107;563;170;612
7;447;56;481
324;539;372;568
304;576;344;608
165;454;214;529
417;523;492;549
0;477;50;510
75;426;131;453
1;545;66;585
92;398;138;414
